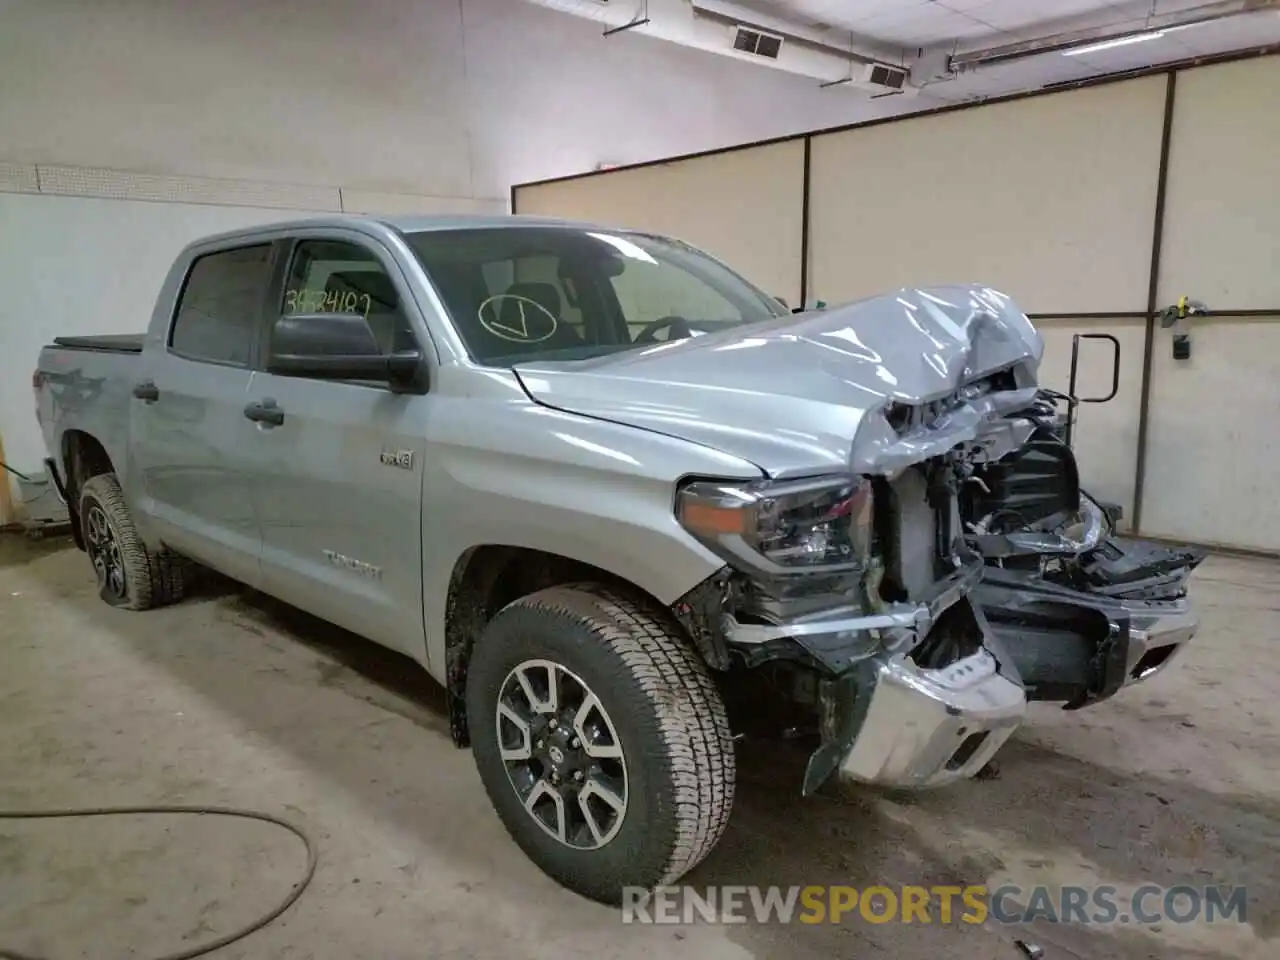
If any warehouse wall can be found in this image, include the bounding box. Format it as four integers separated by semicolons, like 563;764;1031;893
513;53;1280;552
0;0;935;207
802;73;1167;533
1143;57;1280;549
0;0;950;517
515;142;808;308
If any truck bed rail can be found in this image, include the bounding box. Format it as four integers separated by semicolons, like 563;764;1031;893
50;334;145;354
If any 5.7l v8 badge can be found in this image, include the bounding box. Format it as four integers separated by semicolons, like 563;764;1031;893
379;448;415;470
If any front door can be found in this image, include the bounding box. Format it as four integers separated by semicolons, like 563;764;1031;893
246;234;429;658
129;242;275;587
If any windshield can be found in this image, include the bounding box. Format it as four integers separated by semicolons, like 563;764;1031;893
403;226;788;366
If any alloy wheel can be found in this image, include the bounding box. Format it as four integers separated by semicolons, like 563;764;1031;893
495;658;629;850
85;503;126;600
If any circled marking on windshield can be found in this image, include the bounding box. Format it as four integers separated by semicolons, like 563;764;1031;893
477;294;559;344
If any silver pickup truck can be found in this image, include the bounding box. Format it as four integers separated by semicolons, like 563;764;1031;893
33;214;1200;905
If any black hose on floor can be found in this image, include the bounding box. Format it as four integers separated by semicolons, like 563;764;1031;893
0;805;318;960
0;462;36;483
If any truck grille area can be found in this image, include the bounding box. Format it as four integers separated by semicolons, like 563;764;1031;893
874;460;957;603
891;469;938;600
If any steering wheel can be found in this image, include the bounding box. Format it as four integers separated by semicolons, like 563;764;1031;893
633;315;693;343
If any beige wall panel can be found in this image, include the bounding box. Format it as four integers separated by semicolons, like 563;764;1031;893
808;75;1168;314
1035;318;1148;524
1139;319;1280;551
1159;57;1280;311
513;141;805;306
1139;57;1280;549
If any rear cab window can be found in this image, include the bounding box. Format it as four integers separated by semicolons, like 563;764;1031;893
169;244;274;366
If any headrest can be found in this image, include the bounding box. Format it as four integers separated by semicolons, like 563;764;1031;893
503;282;562;319
327;271;397;310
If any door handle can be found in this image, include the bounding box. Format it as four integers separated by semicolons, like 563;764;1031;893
244;399;285;427
132;380;159;402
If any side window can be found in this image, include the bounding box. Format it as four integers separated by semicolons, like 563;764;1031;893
169;244;273;366
609;258;742;339
280;239;416;355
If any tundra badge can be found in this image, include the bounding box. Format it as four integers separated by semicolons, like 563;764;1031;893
380;448;415;470
323;550;383;579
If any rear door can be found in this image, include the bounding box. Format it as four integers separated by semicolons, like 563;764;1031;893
245;232;431;657
128;242;278;586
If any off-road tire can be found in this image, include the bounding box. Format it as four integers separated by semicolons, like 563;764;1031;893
79;473;188;610
466;583;735;905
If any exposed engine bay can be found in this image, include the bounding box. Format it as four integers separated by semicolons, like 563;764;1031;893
690;385;1205;792
613;287;1209;794
963;389;1205;708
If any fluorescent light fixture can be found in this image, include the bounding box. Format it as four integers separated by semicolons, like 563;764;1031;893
1062;30;1165;55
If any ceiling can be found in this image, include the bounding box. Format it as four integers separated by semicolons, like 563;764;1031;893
760;0;1280;100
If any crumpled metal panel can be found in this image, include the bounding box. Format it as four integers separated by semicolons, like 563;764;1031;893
515;284;1044;479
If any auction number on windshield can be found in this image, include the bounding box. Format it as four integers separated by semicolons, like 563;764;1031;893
284;288;372;317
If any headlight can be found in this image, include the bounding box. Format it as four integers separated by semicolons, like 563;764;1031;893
676;475;874;574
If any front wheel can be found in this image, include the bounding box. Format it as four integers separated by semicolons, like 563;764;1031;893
466;584;735;905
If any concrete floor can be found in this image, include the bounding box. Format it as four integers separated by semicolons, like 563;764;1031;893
1;534;1278;960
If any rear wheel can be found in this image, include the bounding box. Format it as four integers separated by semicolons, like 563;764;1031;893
79;473;187;610
466;584;735;905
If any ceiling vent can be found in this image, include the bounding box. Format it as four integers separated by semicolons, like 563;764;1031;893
859;62;908;90
732;24;784;59
520;0;923;92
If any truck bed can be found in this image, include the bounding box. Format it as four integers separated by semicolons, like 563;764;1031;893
51;334;145;354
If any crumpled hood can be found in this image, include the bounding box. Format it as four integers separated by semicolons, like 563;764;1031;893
513;285;1045;478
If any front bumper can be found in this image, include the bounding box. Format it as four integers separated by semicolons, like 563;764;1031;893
1120;599;1198;684
829;642;1026;790
975;565;1200;708
793;584;1197;794
725;553;985;672
722;556;1032;794
722;529;1199;793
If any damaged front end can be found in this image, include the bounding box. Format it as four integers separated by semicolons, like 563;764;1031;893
672;376;1047;796
963;389;1205;709
660;300;1203;798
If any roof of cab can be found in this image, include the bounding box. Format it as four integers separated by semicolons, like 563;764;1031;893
186;212;614;249
382;212;605;232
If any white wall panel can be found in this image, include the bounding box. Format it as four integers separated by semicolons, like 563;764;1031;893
514;142;807;307
1141;57;1280;549
807;76;1168;314
32;165;341;211
0;0;928;208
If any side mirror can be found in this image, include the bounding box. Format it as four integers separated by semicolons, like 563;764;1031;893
774;296;790;309
267;313;422;385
